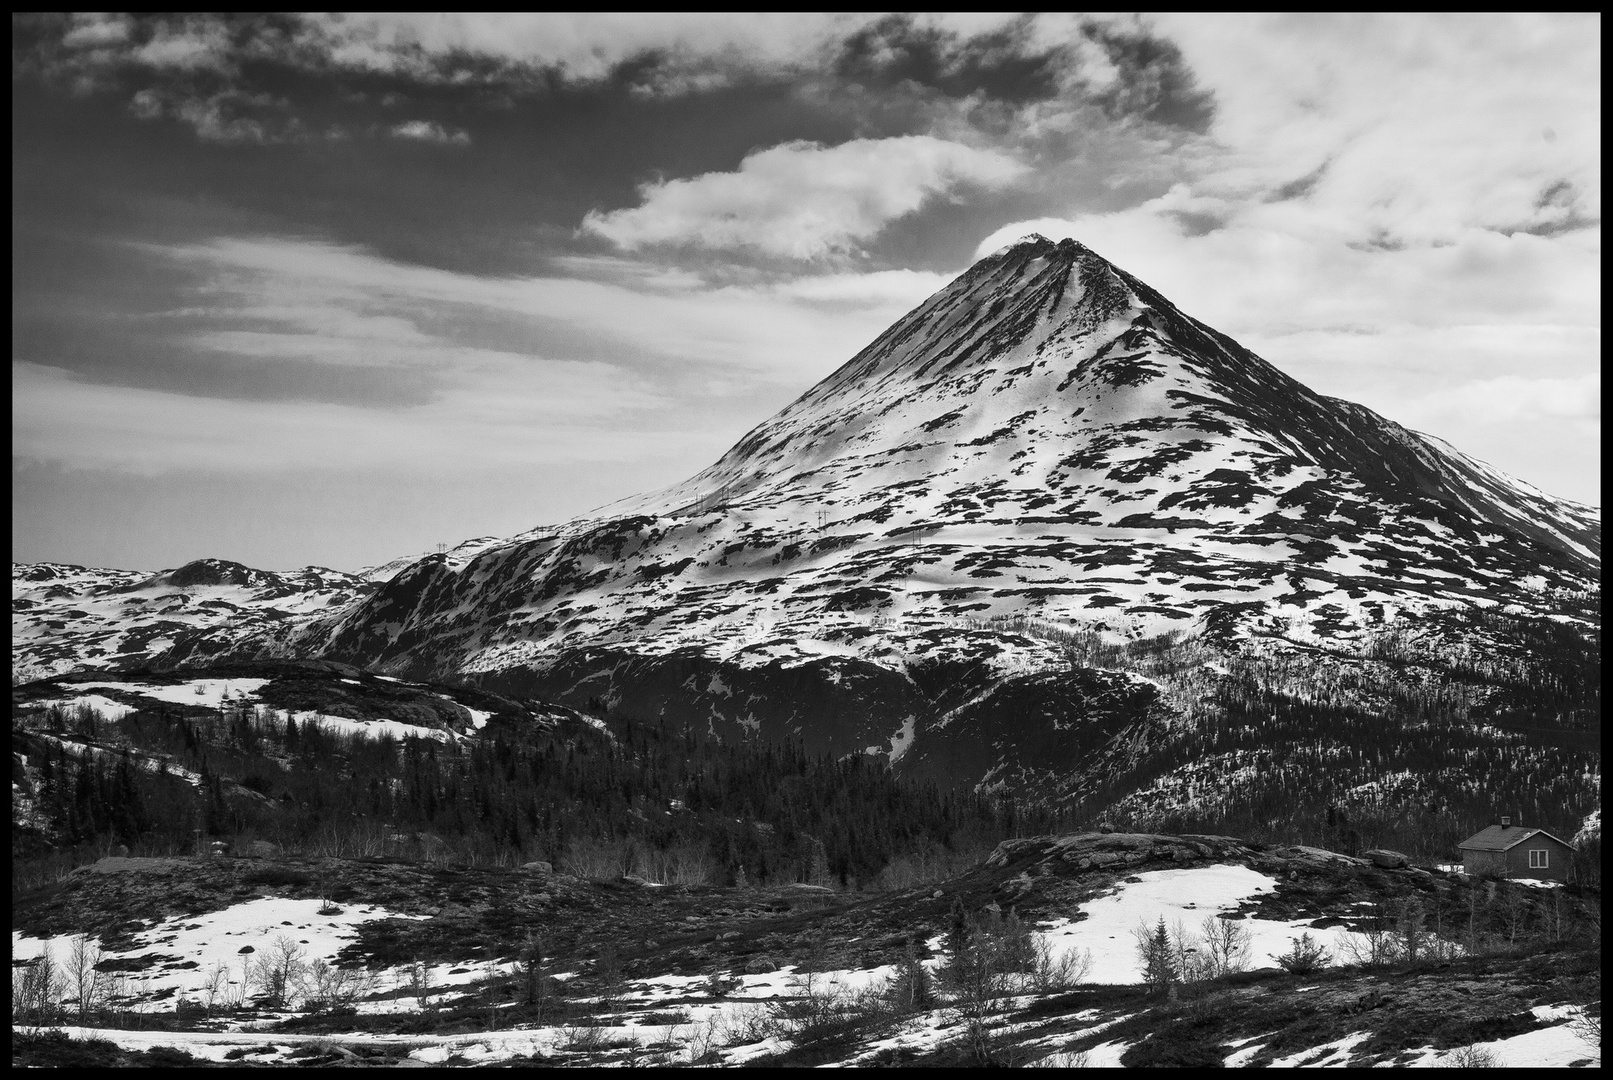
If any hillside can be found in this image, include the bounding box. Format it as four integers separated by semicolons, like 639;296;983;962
12;830;1600;1067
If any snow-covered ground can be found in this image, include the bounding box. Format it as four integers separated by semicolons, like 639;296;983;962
1399;1004;1598;1068
1036;864;1387;983
12;897;430;1013
20;860;1589;1068
74;678;273;709
20;676;481;744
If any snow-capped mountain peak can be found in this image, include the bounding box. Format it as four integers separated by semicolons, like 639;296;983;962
15;237;1598;788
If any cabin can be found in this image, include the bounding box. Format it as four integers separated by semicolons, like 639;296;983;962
1457;817;1573;882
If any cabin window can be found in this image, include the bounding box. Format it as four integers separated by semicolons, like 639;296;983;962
1528;848;1549;869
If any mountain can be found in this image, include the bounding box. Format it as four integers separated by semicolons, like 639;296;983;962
13;236;1599;824
11;559;370;685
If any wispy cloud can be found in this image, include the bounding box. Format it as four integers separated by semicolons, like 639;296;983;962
389;120;471;145
583;136;1026;259
15;236;955;482
12;359;693;478
144;237;952;381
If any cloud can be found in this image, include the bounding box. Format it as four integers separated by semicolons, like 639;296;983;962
14;235;960;482
1149;13;1600;244
59;13;134;49
1411;373;1600;426
582;136;1026;259
144;237;952;380
389;120;471;145
12;360;686;477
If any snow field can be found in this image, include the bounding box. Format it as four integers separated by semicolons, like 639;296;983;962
1394;1004;1598;1068
11;896;428;1012
74;678;272;709
28;678;490;745
1034;864;1395;984
31;693;141;721
291;711;453;744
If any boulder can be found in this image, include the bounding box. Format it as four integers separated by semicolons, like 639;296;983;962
745;956;781;975
1363;849;1409;869
246;840;281;859
522;860;553;874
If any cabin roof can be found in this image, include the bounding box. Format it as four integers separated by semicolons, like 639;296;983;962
1458;825;1573;853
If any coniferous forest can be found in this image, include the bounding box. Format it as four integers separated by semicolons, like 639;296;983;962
12;599;1599;894
12;679;1070;894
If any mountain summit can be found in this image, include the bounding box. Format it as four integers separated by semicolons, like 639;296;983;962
266;235;1592;675
613;233;1596;580
22;235;1598;793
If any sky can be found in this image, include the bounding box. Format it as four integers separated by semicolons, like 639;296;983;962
12;13;1600;573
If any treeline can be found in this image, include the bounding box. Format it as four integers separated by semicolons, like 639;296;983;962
12;698;1083;890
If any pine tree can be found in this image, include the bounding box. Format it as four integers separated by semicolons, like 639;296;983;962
1136;916;1177;998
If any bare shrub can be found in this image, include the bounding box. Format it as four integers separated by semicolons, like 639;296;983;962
1336;906;1402;970
1271;933;1332;974
636;840;714;886
1028;939;1093;993
1394;898;1433;963
718;1002;780;1047
13;948;62;1027
303;818;374;859
405;959;433;1011
252;935;307;1007
560;837;626;881
1567;974;1600;1059
66;934;107;1021
1028;1048;1093;1067
1497;888;1532;949
559;1021;638;1055
199;961;231;1016
941;908;1028;1064
103;972;139;1018
594;946;624;1012
297;959;377;1011
1199;916;1253;979
560;1022;612;1053
1443;1044;1503;1067
770;971;887;1049
679;1015;725;1064
704;970;737;998
513;931;550;1018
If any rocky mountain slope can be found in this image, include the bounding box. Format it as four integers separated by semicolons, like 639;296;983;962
261;237;1596;686
13;236;1599;813
11;561;372;686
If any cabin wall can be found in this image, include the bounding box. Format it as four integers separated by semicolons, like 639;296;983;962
1505;841;1569;882
1462;849;1508;878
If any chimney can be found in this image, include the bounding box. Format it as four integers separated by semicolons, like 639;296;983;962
1500;816;1512;828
